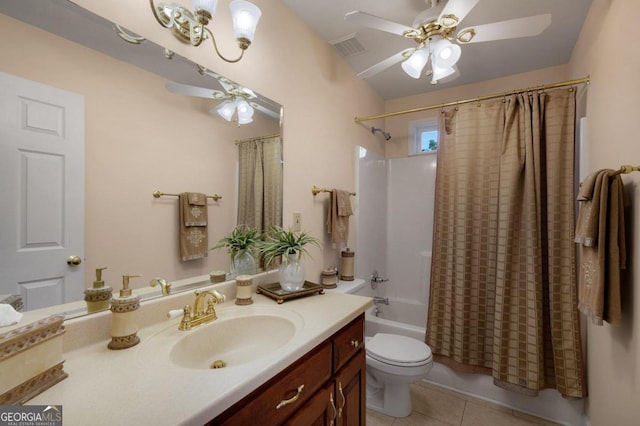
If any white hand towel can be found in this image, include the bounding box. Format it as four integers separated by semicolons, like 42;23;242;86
0;303;23;327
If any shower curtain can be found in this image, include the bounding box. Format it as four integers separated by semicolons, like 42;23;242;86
237;135;283;234
426;89;585;398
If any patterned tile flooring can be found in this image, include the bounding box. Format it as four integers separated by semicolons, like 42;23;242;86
366;381;563;426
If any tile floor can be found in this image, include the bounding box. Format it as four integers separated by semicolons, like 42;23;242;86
366;381;562;426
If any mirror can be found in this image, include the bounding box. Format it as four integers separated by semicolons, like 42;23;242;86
0;0;283;315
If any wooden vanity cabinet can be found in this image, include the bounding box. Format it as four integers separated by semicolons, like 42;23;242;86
212;314;365;426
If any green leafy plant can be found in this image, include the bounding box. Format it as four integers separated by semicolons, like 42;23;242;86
211;225;262;263
257;226;320;266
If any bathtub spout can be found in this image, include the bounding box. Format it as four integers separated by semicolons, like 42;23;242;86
373;296;389;306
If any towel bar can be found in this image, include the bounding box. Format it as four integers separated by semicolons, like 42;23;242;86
610;165;640;176
152;190;222;201
311;186;356;196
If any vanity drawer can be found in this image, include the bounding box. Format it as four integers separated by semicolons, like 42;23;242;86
215;341;332;426
332;314;364;372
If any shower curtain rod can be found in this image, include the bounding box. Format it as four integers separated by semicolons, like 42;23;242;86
234;133;281;145
354;76;590;123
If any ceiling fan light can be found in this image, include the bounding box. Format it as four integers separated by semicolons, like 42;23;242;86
230;0;262;43
215;99;236;121
432;39;461;68
431;64;456;84
192;0;218;17
401;48;429;79
236;98;254;123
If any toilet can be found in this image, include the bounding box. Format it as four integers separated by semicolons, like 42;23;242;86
365;333;433;418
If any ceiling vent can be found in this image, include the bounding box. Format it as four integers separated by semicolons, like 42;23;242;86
329;33;367;57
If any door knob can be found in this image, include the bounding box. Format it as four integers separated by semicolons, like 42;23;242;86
67;255;82;266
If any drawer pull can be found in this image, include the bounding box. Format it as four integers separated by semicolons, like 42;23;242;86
350;339;360;348
329;392;337;426
337;382;345;418
275;384;304;410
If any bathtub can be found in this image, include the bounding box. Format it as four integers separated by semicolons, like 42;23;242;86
342;280;585;426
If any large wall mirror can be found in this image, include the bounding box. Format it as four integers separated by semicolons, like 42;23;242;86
0;0;283;314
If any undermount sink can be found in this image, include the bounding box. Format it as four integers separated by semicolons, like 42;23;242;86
140;306;304;370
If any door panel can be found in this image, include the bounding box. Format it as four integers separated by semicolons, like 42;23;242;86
0;72;84;310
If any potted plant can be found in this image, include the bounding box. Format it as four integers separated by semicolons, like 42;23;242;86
258;226;320;291
211;225;261;278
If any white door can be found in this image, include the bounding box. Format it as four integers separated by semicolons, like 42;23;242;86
0;72;84;311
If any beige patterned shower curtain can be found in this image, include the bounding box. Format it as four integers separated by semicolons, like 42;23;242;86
426;89;585;398
237;135;283;234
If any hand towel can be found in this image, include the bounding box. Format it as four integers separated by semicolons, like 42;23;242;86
575;170;626;326
183;192;207;226
179;193;208;261
327;189;352;244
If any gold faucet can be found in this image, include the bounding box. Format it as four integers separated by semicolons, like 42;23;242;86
150;277;171;296
179;289;226;331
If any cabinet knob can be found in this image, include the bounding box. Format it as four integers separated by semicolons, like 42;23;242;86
275;384;304;410
350;339;360;348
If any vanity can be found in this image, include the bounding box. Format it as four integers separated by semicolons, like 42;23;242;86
16;273;371;425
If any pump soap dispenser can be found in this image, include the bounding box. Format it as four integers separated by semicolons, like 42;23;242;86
108;274;141;350
84;267;112;313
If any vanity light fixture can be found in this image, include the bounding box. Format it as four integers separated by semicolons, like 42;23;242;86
149;0;262;63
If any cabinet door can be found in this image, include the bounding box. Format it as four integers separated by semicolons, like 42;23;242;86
335;349;366;426
333;315;364;372
284;382;337;426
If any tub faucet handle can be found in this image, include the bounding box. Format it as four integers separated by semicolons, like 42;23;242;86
370;270;389;288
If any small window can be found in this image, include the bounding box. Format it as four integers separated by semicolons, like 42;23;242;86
409;116;439;156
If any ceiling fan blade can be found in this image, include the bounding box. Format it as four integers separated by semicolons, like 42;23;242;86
458;14;552;43
357;49;414;79
165;82;224;99
439;0;480;24
345;10;415;36
251;102;281;121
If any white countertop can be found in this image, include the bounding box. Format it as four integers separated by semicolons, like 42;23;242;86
28;285;371;426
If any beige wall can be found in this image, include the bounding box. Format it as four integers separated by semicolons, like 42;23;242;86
0;14;279;288
57;0;386;284
568;0;640;424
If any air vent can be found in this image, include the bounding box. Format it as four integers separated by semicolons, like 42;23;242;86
329;33;367;57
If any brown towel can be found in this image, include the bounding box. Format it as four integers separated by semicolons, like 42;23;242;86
179;193;208;261
327;189;352;244
183;192;207;226
575;170;626;325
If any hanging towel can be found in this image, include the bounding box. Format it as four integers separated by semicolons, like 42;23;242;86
179;192;208;261
183;192;207;226
575;170;626;325
327;189;352;244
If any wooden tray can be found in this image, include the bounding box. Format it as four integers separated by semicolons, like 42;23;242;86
256;281;324;304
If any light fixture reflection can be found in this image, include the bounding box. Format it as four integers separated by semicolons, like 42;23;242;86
214;96;254;124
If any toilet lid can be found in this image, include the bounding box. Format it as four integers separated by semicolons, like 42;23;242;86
366;333;432;366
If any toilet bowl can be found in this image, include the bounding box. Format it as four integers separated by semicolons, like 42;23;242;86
365;333;433;418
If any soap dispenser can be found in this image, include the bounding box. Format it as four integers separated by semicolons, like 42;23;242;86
108;274;141;350
84;267;112;313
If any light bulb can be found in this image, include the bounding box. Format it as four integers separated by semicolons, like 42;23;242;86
401;48;429;79
432;39;461;69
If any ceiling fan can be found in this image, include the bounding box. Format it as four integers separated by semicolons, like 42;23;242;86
165;66;281;124
345;0;551;84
